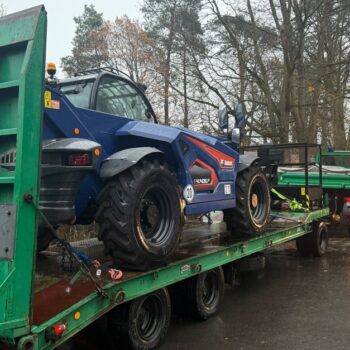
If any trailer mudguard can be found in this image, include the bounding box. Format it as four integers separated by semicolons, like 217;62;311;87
100;147;163;179
238;155;260;172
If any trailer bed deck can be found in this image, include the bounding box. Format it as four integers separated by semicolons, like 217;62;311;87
29;208;328;350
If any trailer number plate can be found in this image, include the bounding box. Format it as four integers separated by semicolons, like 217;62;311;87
0;205;16;260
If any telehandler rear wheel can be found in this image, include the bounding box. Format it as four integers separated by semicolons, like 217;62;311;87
96;160;182;271
224;165;271;237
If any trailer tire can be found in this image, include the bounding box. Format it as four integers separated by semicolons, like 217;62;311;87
108;288;171;350
296;221;328;257
172;267;225;321
224;165;271;237
96;160;181;271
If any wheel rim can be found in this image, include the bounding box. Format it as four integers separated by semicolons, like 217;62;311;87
249;177;268;226
202;271;219;308
136;295;163;342
138;185;174;246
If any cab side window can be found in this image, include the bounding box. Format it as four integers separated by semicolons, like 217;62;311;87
96;76;151;122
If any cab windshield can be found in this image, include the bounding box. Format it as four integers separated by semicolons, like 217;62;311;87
61;80;93;109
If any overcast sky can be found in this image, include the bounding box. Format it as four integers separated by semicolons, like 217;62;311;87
1;0;142;75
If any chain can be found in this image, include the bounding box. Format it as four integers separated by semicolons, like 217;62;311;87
27;197;108;298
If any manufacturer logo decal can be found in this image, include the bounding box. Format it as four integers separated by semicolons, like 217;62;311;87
194;178;211;185
220;159;233;167
185;135;235;169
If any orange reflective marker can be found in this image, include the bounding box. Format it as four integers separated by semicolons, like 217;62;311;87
94;148;101;157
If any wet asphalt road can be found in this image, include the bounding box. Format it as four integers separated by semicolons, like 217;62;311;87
164;231;350;350
69;229;350;350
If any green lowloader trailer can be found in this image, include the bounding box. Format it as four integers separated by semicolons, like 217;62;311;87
278;149;350;231
0;6;330;350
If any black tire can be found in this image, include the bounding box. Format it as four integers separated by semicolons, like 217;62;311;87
108;288;171;350
96;160;182;271
224;165;271;237
37;227;54;252
171;267;225;321
296;221;328;257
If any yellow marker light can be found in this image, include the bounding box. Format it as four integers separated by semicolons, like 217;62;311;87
94;148;101;157
74;312;81;320
74;128;80;135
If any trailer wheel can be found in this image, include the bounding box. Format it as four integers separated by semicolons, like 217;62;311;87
96;160;182;271
172;267;225;321
296;221;328;257
108;288;171;350
224;165;271;237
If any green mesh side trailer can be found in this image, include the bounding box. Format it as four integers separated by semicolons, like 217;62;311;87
0;5;46;340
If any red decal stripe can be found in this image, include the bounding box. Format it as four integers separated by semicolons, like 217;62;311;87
186;135;235;169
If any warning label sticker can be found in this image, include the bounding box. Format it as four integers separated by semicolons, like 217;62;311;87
44;91;61;109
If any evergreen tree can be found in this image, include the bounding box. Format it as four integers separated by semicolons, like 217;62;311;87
141;0;204;126
61;5;108;76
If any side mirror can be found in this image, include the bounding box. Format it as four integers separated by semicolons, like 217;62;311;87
233;102;246;128
218;103;247;130
218;107;229;130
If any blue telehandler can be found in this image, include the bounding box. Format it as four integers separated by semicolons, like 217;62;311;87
3;65;273;270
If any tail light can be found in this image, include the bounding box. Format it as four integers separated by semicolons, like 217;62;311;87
67;153;91;166
45;322;68;341
343;197;350;214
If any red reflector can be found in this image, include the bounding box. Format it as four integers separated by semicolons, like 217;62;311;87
54;324;66;335
344;197;350;203
68;153;90;166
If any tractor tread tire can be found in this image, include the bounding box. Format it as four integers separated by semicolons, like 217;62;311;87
96;160;181;271
224;165;271;237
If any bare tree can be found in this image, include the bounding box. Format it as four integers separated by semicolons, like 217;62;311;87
0;4;6;17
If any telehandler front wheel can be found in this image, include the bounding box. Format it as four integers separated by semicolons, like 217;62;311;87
224;165;271;237
96;160;182;271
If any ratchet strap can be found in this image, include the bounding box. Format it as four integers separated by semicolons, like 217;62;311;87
271;188;307;211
